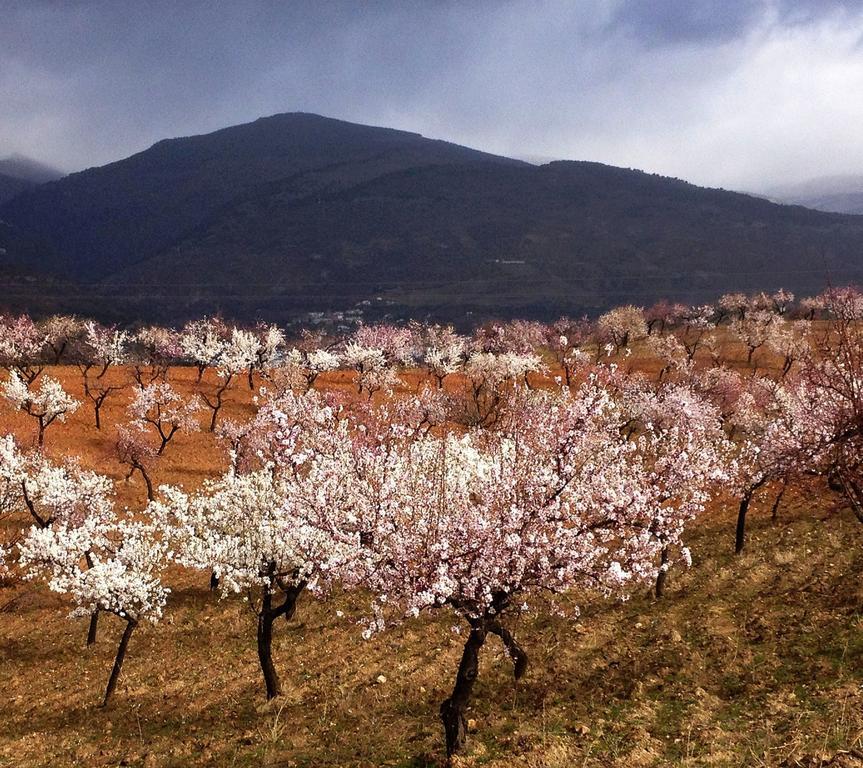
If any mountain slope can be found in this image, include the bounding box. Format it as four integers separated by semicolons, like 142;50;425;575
2;113;863;323
0;173;35;205
0;113;523;279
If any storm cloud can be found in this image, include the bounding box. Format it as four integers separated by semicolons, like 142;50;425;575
2;0;863;190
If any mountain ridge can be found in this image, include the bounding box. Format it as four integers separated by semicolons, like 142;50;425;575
2;113;863;324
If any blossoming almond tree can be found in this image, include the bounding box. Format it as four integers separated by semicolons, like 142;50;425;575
731;309;777;367
417;324;466;388
0;435;24;569
39;314;85;365
353;382;702;758
597;305;648;353
765;319;810;377
341;342;400;398
1;371;80;446
116;426;159;502
248;323;286;388
154;391;362;700
18;513;170;706
128;382;200;454
544;317;593;386
622;382;735;593
461;351;545;426
278;347;341;392
354;323;416;366
179;316;229;382
0;314;46;384
677;305;716;362
784;289;863;522
28;456;116;644
0;436;118;643
76;321;129;429
133;326;182;387
199;329;258;431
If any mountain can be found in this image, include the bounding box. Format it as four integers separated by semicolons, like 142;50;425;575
0;155;65;206
766;175;863;215
2;113;863;325
0;173;36;205
0;154;64;185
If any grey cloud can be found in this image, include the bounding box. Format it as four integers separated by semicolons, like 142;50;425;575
1;0;863;190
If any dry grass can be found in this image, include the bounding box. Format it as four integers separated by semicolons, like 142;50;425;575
2;356;863;767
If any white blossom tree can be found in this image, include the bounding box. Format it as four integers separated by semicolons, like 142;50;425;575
19;512;170;706
2;371;80;445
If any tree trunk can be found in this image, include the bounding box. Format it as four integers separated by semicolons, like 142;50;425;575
102;619;136;707
487;620;528;680
771;482;786;522
440;619;487;758
257;589;281;700
655;546;669;599
735;492;752;554
140;467;154;502
87;610;100;646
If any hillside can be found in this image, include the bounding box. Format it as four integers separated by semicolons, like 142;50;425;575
3;114;863;323
0;174;34;206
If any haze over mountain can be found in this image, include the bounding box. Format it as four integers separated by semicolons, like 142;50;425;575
0;155;64;206
767;175;863;216
2;112;863;325
0;154;64;184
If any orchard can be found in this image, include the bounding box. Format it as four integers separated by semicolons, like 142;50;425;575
2;287;863;765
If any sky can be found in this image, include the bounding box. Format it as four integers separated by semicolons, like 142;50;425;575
2;0;863;192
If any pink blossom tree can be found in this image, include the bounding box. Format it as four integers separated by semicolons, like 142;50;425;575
199;329;257;431
116;426;158;502
1;437;117;643
128;382;200;454
39;315;85;364
460;352;545;426
677;305;716;362
544;317;594;386
0;314;46;384
341;342;400;398
730;309;777;366
415;323;467;388
132;326;182;387
351;381;723;757
154;390;363;700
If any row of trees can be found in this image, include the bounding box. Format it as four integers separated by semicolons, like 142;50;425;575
0;287;840;445
0;287;838;384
